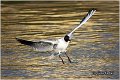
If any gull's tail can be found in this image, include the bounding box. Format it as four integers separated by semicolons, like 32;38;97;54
68;8;96;37
49;54;55;59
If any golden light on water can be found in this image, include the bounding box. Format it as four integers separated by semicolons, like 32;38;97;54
1;1;119;79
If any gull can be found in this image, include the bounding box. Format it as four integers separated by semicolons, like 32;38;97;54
16;9;96;64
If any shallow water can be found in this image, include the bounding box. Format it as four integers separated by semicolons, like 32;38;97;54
1;1;119;79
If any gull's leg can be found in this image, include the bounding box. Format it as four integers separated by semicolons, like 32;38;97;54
59;55;64;64
58;52;64;64
65;52;72;63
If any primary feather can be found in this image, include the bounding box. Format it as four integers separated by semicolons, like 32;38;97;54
68;9;96;37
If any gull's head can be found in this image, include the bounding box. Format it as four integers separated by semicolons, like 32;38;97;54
64;35;71;42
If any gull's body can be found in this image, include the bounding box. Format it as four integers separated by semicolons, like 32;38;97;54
54;38;69;52
16;9;96;64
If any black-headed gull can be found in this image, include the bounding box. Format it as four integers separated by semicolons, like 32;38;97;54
16;9;96;64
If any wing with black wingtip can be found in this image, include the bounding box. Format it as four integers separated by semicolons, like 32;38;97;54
16;38;57;52
68;9;96;37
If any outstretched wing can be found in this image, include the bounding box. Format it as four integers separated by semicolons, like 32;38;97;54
68;8;96;37
16;38;57;52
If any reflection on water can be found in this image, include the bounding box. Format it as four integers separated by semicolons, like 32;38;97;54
1;1;119;79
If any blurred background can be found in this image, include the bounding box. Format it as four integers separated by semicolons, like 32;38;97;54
1;1;119;79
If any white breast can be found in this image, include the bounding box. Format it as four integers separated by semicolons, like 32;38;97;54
54;38;69;52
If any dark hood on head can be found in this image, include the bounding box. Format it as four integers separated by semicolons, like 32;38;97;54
64;35;71;42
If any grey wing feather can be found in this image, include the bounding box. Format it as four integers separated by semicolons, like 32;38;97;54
32;41;54;51
16;38;57;52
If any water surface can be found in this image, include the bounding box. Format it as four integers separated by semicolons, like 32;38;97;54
1;1;119;79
